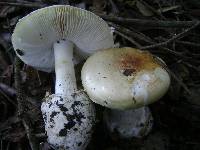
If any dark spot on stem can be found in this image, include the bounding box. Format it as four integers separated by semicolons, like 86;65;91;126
73;128;78;131
59;124;69;136
56;102;68;112
132;98;136;104
48;101;53;108
78;142;82;146
59;121;76;136
50;111;59;119
71;93;76;98
139;123;144;127
39;33;43;39
59;96;64;101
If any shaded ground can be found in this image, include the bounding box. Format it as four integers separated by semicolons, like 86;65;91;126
0;0;200;150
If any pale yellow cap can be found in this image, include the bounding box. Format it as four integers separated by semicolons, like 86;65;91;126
81;47;170;110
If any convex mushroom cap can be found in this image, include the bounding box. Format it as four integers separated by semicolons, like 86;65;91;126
81;47;170;110
12;5;114;72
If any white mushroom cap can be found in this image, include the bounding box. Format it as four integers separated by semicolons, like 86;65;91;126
81;47;170;110
104;107;153;138
12;5;114;72
41;92;95;150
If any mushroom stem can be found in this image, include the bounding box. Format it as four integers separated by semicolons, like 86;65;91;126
54;40;77;96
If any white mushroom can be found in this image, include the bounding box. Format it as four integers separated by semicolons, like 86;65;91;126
12;5;114;150
81;47;170;110
81;47;170;138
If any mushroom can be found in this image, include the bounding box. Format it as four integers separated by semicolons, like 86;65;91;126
12;5;114;150
82;47;170;110
81;47;170;138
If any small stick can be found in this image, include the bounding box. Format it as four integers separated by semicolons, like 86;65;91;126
154;57;192;95
141;21;200;49
109;22;155;44
6;142;10;150
0;2;46;8
36;71;42;86
176;40;200;47
0;83;16;97
0;89;17;106
109;23;193;59
0;140;3;150
114;30;142;48
100;14;198;28
138;0;166;19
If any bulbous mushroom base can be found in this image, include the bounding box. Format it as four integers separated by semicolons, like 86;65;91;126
104;107;153;138
41;92;95;150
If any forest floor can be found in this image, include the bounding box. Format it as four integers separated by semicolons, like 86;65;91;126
0;0;200;150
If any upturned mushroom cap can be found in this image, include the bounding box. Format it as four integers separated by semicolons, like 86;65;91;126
41;92;95;150
12;5;114;72
81;47;170;110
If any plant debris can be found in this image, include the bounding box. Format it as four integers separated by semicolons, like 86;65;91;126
0;0;200;150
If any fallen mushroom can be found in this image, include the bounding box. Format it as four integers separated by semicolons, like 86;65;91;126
12;5;114;150
81;47;170;138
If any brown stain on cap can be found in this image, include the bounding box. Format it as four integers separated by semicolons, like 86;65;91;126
117;48;160;76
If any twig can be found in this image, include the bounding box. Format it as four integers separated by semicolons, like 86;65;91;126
36;71;42;86
6;142;10;150
0;88;17;106
100;14;198;28
0;101;8;120
0;51;9;70
139;0;166;19
141;21;200;49
154;57;192;95
0;83;16;97
0;140;3;150
35;133;47;138
176;40;200;47
0;82;40;108
169;70;192;95
109;22;155;44
114;30;142;48
0;2;46;8
158;47;192;60
109;23;194;60
15;57;24;115
22;119;39;150
181;61;200;72
14;57;39;150
108;0;119;14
